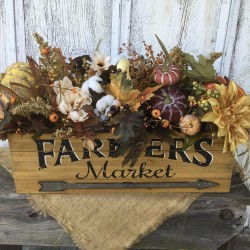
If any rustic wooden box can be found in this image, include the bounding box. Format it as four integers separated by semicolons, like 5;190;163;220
8;133;233;193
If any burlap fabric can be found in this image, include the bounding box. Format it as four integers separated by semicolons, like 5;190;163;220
0;144;200;250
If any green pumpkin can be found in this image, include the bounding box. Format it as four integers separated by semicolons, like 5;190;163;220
0;62;37;101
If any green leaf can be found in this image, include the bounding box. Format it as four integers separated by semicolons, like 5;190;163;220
182;133;203;151
155;34;169;60
183;53;216;82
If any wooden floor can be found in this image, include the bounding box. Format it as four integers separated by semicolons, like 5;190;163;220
0;165;249;250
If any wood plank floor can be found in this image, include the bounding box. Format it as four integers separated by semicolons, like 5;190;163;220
0;165;249;249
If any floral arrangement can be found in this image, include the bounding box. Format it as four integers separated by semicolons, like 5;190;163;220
0;33;250;166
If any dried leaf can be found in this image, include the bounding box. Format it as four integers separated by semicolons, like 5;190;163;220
82;138;95;152
52;48;71;78
137;85;162;104
27;56;45;87
107;74;141;105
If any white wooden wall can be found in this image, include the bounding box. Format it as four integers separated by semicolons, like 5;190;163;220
0;0;249;94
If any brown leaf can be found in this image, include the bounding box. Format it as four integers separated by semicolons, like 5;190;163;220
107;74;141;105
106;74;122;99
137;85;162;104
52;48;71;78
27;56;45;87
126;89;141;106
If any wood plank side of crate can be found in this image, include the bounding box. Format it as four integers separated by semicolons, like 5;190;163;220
8;133;233;194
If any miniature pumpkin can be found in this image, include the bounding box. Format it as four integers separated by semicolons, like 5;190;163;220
150;86;187;123
179;114;201;135
152;64;181;86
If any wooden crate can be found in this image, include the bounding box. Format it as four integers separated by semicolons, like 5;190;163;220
8;133;233;193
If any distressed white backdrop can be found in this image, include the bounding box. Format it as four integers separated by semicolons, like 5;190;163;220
0;0;250;219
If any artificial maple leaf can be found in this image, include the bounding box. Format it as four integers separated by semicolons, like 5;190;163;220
108;110;147;167
107;73;141;105
126;89;141;106
129;85;162;111
138;85;162;103
183;53;216;82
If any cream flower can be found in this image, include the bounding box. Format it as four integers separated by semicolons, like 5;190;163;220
54;77;92;122
53;76;73;95
88;51;110;76
201;81;250;153
69;110;89;122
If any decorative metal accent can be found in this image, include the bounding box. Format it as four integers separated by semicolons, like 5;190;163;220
38;180;219;192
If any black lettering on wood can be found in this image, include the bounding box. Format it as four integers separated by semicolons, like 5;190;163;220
168;139;192;163
193;138;213;167
145;140;165;158
137;162;154;178
34;139;55;169
108;139;121;157
165;165;176;177
82;139;106;159
54;139;79;166
76;160;108;179
153;169;165;178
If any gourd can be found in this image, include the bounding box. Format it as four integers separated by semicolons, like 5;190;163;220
0;62;36;101
150;86;187;124
152;64;181;86
179;114;201;135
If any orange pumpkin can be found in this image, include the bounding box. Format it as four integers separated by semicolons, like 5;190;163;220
179;114;201;135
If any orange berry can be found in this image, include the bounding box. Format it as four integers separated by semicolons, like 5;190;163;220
41;48;50;55
49;112;59;122
10;95;16;104
161;119;169;128
204;83;215;91
151;109;161;118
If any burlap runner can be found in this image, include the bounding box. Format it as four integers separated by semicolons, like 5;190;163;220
0;144;200;250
